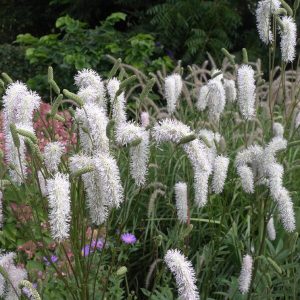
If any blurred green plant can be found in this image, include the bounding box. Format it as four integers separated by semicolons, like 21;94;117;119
16;13;173;95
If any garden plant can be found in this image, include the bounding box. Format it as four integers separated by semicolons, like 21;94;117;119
0;0;300;299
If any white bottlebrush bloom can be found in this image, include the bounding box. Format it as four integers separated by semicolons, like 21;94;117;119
238;254;253;294
107;77;121;103
175;182;188;223
0;190;2;229
0;252;27;300
279;16;297;63
224;79;237;103
237;165;255;194
112;92;127;125
212;155;229;194
43;141;65;173
164;249;199;300
194;170;210;207
196;85;209;111
152;119;191;144
272;122;284;137
116;122;144;146
75;103;109;154
93;153;124;209
69;154;94;174
141;111;150;127
46;173;71;241
165;74;183;114
129;130;150;186
75;69;106;108
37;171;47;197
206;76;226;121
237;65;256;120
256;0;281;44
267;216;276;241
2;82;41;185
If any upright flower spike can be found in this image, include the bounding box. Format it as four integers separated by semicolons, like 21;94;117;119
46;173;71;241
174;182;188;223
279;16;297;63
212;155;230;194
75;103;110;154
107;77;120;103
238;254;253;294
165;74;183;114
224;79;237;103
272;122;284;137
256;0;281;44
237;65;256;120
43;141;65;173
267;216;276;240
74;69;106;109
164;249;199;300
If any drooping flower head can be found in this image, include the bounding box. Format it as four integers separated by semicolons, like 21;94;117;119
279;16;297;63
164;249;199;300
238;254;253;294
46;173;71;241
256;0;281;44
165;74;183;114
43;141;65;173
237;65;256;120
174;182;188;223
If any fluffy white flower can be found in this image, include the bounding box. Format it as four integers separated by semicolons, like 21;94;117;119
196;85;209;111
44;142;65;173
141;111;150;127
237;165;255;194
272;122;284;137
256;0;281;44
238;254;253;294
75;69;106;108
206;76;226;120
164;249;199;300
279;16;297;63
46;173;71;241
212;155;229;194
75;103;109;154
165;74;183;114
175;182;188;223
129;130;150;186
107;77;120;102
0;191;2;229
112;92;127;125
267;216;276;241
224;79;237;103
0;252;27;299
2;83;41;185
237;65;256;120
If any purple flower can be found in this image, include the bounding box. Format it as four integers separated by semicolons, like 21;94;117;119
43;255;58;266
22;283;38;298
81;245;92;257
121;233;137;245
91;238;104;250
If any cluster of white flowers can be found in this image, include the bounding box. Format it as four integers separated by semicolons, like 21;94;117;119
46;173;71;241
164;74;183;114
272;122;284;137
237;65;256;120
236;136;295;232
75;69;106;109
43;141;65;173
0;252;28;300
238;254;253;294
256;0;281;44
164;249;199;300
267;216;276;240
174;182;188;223
2;82;41;185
